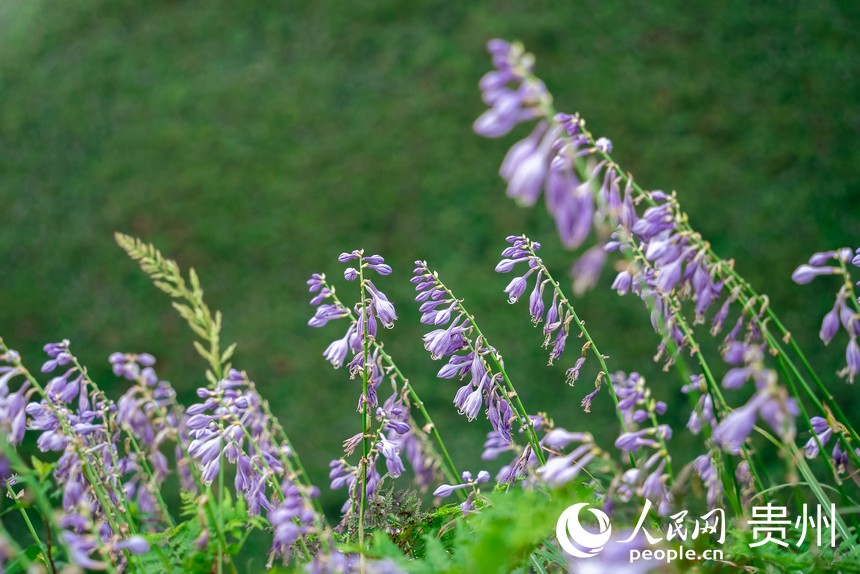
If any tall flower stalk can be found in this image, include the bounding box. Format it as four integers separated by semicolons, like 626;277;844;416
471;40;860;545
412;260;546;468
309;250;458;562
307;272;459;487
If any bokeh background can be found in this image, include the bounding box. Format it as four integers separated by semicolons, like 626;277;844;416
2;0;860;524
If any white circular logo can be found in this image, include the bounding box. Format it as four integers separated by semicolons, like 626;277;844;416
556;503;612;558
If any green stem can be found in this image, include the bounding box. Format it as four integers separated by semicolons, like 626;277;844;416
0;439;72;569
773;351;860;533
358;257;370;565
323;282;460;485
5;484;49;569
217;456;224;574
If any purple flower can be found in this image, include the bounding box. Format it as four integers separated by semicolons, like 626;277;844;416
611;269;633;295
504;274;530;304
344;267;359;281
433;482;467;498
457;386;483;421
184;370;308;523
820;304;841;344
791;264;837;284
473;42;547;139
432;468;490;499
580;383;601;412
500;123;556;207
41;347;74;374
548;169;594;250
308;303;349;328
63;532;105;570
615;428;664;453
116;535;149;554
0;369;30;446
692;453;722;510
366;281;397;328
804;416;834;458
538;443;596;486
267;482;319;566
377;436;405;478
322;326;354;368
482;431;514;461
713;388;798;454
0;455;11;486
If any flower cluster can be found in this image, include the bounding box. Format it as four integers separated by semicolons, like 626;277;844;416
475;40;746;367
792;247;860;383
113;353;185;494
679;375;724;510
310;253;442;521
3;341;153;569
495;236;577;367
186;368;320;562
804;415;859;475
608;372;673;515
412;260;517;443
188;371;280;500
483;414;549;485
474;40;550;140
0;352;30;447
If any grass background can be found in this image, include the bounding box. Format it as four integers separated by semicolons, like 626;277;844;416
2;0;860;526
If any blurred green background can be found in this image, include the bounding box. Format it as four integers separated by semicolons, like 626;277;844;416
2;0;859;522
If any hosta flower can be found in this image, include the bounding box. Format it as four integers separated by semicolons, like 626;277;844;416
570;245;607;296
268;482;319;566
473;41;547;139
432;469;490;499
414;260;518;442
681;376;716;435
538;441;597;487
481;430;514;461
804;416;834;458
713;387;798;454
115;352;180;483
793;248;860;383
377;393;438;488
791;264;838;284
186;369;305;521
606;372;674;515
0;366;30;445
377;435;405;478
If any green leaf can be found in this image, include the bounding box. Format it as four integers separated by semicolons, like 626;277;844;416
30;456;54;479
